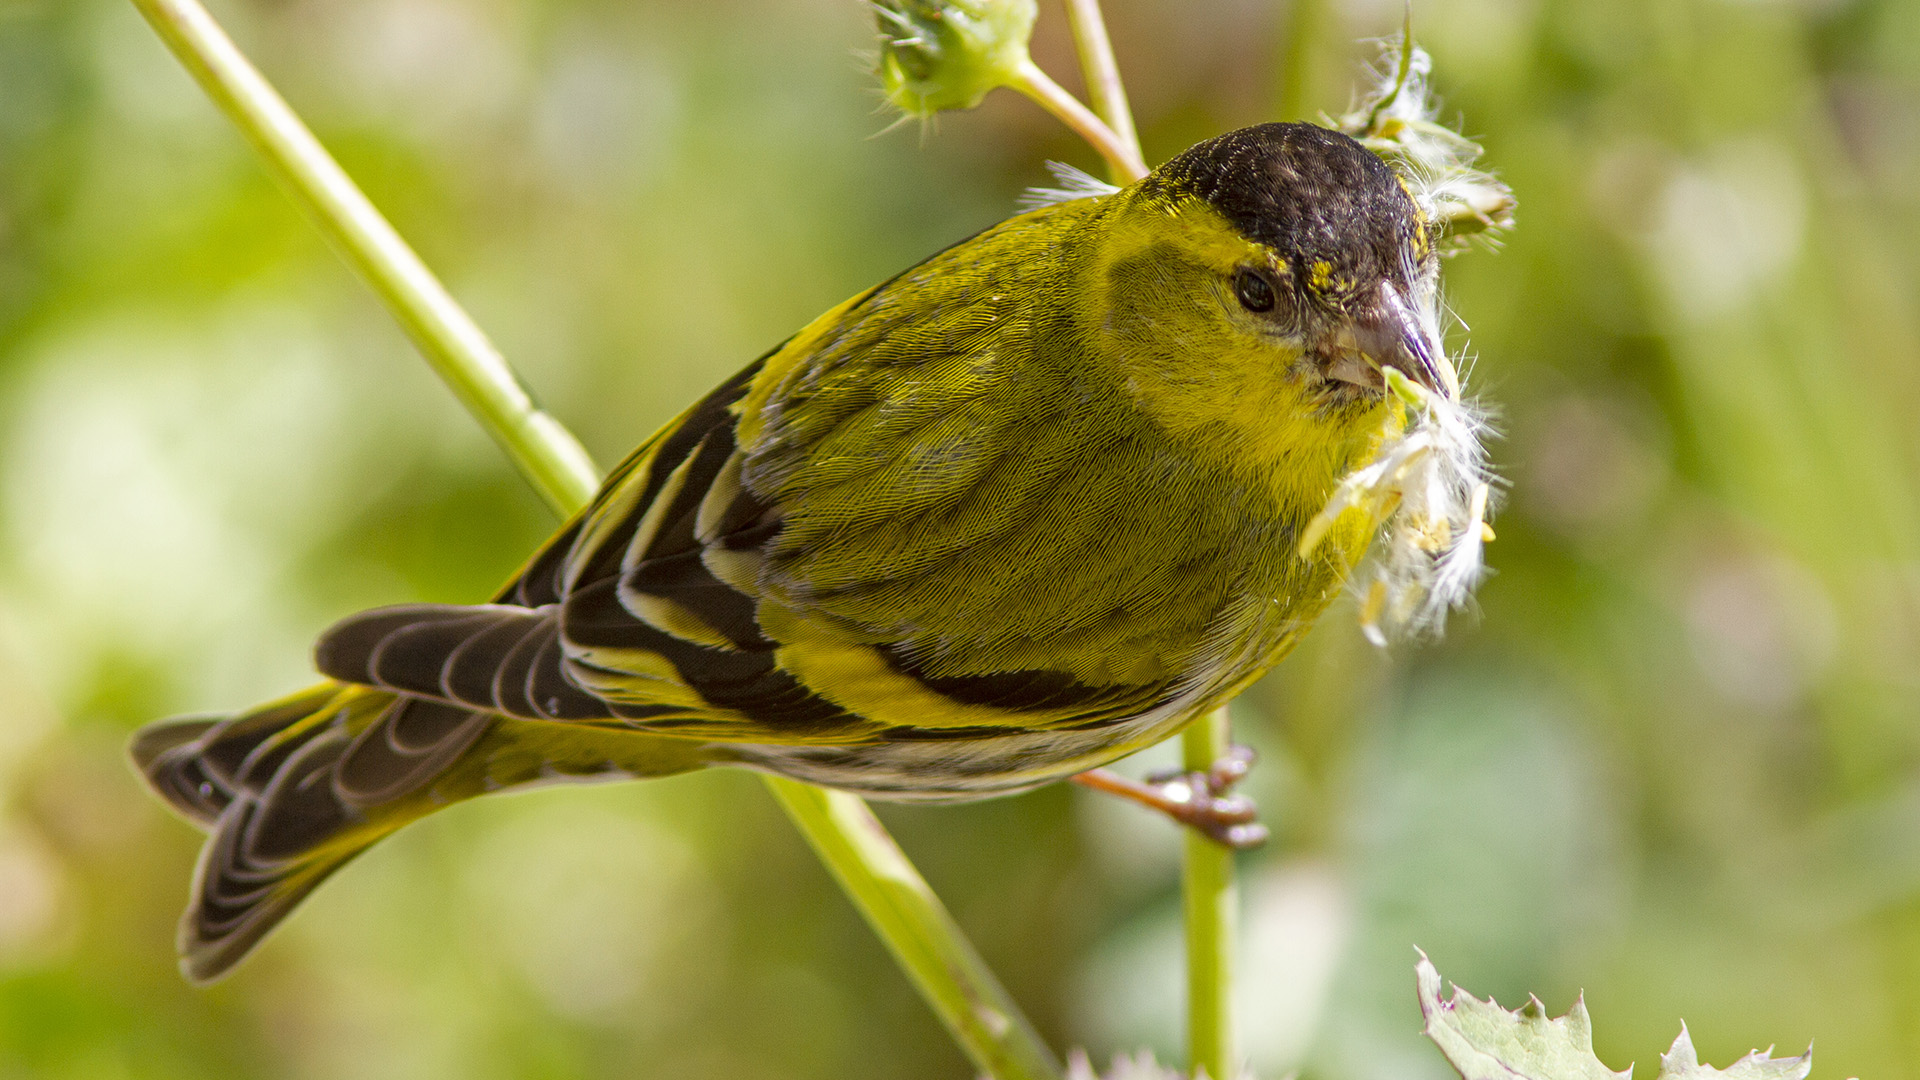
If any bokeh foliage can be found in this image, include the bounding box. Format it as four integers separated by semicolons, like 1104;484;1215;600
1;0;1919;1078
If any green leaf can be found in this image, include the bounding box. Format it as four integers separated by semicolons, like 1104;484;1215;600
1417;952;1628;1080
1417;954;1817;1080
1656;1025;1812;1080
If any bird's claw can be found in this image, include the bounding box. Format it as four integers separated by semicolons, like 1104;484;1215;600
1147;743;1256;790
1074;745;1270;850
1156;752;1269;850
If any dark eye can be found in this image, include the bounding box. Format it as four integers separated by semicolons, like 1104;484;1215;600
1234;268;1276;313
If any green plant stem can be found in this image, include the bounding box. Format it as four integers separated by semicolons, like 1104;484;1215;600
1061;0;1141;185
1009;59;1146;182
769;779;1062;1080
1182;708;1237;1080
129;2;1062;1076
1276;0;1330;121
127;0;595;517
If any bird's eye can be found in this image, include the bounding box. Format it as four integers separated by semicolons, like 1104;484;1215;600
1234;268;1276;313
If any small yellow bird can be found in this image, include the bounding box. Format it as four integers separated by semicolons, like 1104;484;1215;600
132;121;1459;982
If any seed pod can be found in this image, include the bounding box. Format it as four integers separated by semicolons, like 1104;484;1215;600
873;0;1038;117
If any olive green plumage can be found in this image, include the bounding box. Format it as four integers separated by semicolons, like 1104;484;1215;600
131;122;1452;982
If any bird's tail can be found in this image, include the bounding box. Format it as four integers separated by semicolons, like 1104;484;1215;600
130;683;712;982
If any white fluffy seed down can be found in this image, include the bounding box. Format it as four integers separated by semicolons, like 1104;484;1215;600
1304;368;1494;645
1321;35;1511;644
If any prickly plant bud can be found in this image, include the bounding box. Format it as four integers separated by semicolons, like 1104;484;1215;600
873;0;1038;117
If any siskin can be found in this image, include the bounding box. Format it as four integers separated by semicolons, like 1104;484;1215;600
133;121;1475;982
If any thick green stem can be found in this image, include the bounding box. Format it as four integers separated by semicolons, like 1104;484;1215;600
127;0;596;516
1061;0;1141;185
1008;60;1146;182
1182;708;1237;1079
1276;0;1331;121
769;779;1063;1080
128;1;1061;1076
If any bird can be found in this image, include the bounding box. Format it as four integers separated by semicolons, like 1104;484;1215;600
131;120;1458;982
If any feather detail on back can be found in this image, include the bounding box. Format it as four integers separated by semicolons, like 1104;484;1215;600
300;214;1254;757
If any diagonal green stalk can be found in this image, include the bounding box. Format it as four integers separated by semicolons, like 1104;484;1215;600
769;780;1061;1080
126;0;595;517
1061;0;1141;184
127;1;1060;1076
1008;59;1145;183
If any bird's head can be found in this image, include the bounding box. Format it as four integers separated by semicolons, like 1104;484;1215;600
1084;121;1453;507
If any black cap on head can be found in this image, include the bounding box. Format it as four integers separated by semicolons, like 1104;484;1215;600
1150;123;1424;303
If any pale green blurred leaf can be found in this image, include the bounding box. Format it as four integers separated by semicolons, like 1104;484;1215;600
1417;955;1817;1080
1417;952;1627;1080
1656;1025;1812;1080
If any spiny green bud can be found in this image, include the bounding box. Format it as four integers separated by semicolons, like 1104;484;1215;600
873;0;1037;117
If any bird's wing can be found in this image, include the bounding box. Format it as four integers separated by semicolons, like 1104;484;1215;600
555;221;1207;743
314;351;778;726
322;207;1219;743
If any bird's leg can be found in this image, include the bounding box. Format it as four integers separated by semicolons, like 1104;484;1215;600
1072;745;1269;849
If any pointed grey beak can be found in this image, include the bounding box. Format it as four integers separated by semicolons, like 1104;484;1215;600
1352;283;1458;400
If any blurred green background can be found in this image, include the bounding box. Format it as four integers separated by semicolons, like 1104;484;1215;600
2;0;1919;1077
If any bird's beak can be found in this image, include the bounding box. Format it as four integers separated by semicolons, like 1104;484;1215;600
1349;283;1458;400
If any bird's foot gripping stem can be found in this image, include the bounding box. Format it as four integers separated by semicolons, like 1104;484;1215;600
1072;745;1270;850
